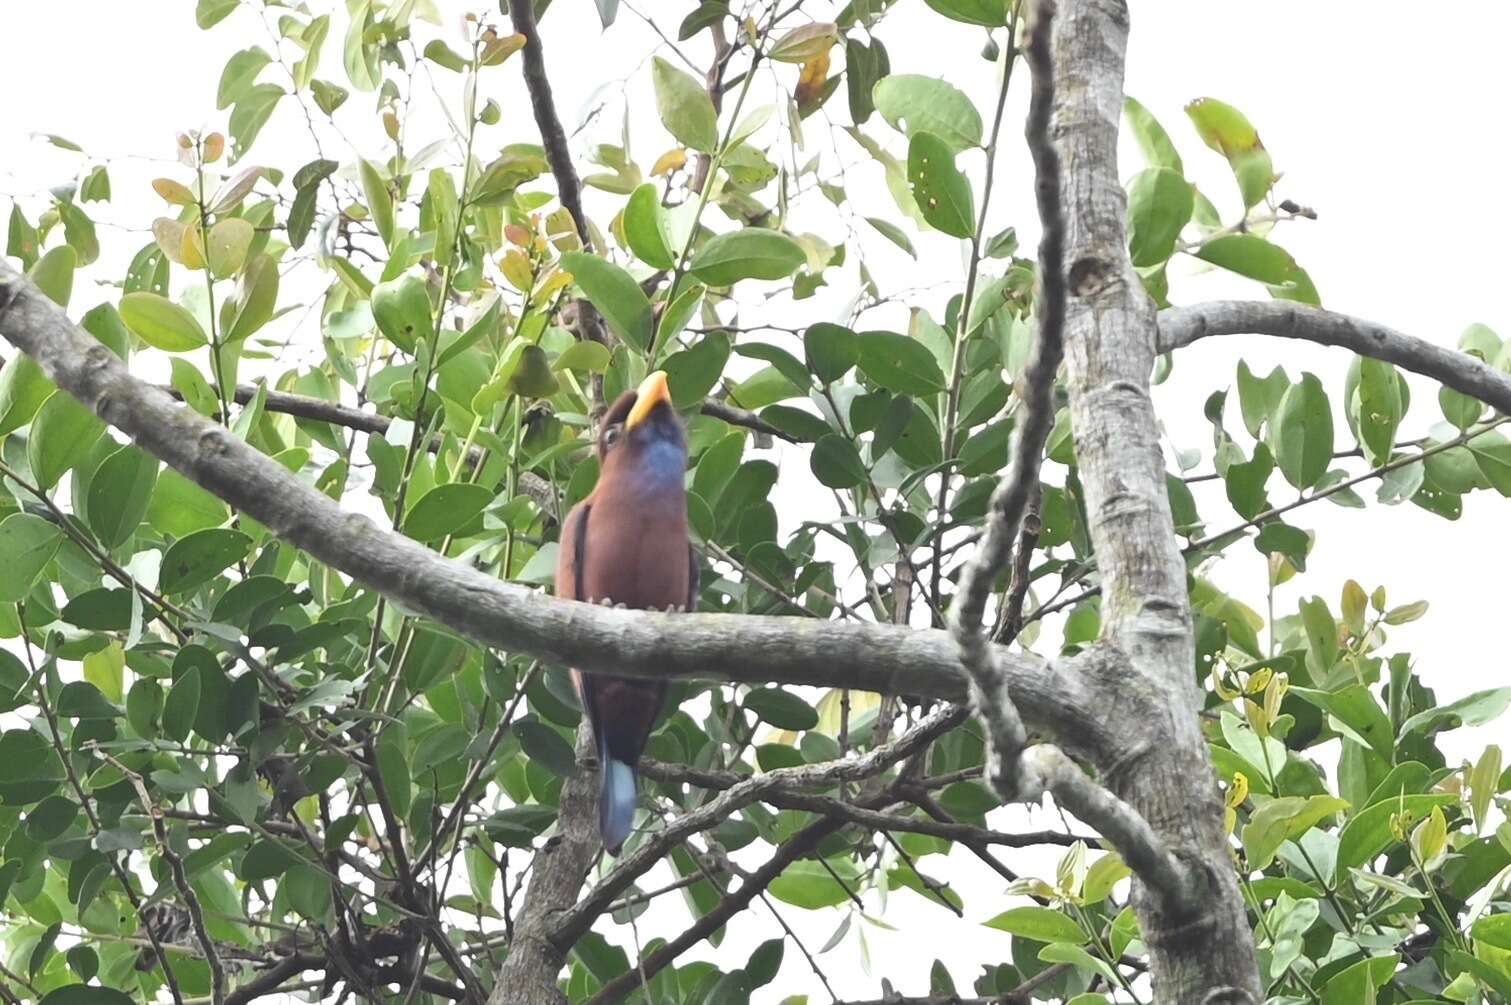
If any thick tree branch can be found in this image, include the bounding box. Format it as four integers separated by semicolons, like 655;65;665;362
1157;299;1511;413
944;0;1197;919
0;257;1112;747
1050;0;1261;998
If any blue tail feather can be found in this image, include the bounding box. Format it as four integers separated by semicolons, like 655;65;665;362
598;753;638;855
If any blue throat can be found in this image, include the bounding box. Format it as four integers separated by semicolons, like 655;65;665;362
636;437;686;489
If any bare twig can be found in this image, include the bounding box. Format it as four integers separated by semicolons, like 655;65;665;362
553;705;970;947
506;0;590;249
96;750;227;1005
949;0;1067;801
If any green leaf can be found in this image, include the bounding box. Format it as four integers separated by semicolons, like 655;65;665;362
359;159;394;248
1398;686;1511;739
664;333;731;407
1196;233;1303;285
206;217;254;278
1336;793;1457;870
652;56;719;154
907;132;975;239
0;514;64;603
1471;913;1511;951
284;863;331;920
858;332;946;395
623;183;675;269
1354;357;1403;466
1292;685;1393;760
560;252;654;352
516;720;577;778
553;340;611;374
805;323;859;385
0;352;56;436
983;906;1087;945
921;0;1009;26
1271;373;1333;489
28;391;105;490
689;229;807;287
119;291;209;351
769;858;861;909
162;667;202;743
39;987;136;1005
864;216;915;258
744;687;820;730
171;357;219;417
371;271;434;353
148;468;230;537
1126;168;1193;267
57;681;120;719
225;254;280;342
30;245;77;307
404;483;493;541
160;528;253;594
1123;97;1184;175
873;75;983;152
1468;429;1511;496
218;46;272;109
228;83;283;162
1319;954;1399;1005
1185;97;1273;209
845;37;890;126
126;679;163;739
1241;795;1348;870
810;434;867;489
195;0;237;29
376;729;411;816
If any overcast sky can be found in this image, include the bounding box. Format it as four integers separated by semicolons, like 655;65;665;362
2;2;1507;1001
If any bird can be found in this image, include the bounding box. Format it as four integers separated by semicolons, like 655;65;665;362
555;370;696;854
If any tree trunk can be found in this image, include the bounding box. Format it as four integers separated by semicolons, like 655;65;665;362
1051;1;1262;1000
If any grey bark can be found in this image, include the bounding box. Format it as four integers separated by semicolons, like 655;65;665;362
1158;299;1511;414
0;257;1109;726
1050;1;1262;1001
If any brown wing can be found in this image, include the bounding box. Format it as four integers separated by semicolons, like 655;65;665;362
557;501;592;715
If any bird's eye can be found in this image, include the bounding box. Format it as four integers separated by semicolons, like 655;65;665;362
602;424;624;448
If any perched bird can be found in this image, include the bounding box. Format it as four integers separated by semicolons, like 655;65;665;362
556;370;696;854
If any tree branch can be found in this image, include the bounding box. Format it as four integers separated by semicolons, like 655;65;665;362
551;705;969;949
1048;0;1260;995
1157;299;1511;413
0;258;1109;750
641;758;1091;847
505;0;590;250
949;0;1067;803
586;812;846;1005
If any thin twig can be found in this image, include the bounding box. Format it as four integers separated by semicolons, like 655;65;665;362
95;749;227;1005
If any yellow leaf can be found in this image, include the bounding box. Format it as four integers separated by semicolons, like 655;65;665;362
202;132;226;163
180;224;206;270
500;249;533;292
152;178;197;206
651;148;688;177
794;50;832;116
534;268;573;302
1226;772;1250;809
480;32;526;66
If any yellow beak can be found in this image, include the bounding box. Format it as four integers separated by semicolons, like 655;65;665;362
625;370;672;430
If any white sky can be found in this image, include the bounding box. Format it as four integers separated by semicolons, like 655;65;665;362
1;2;1507;1002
